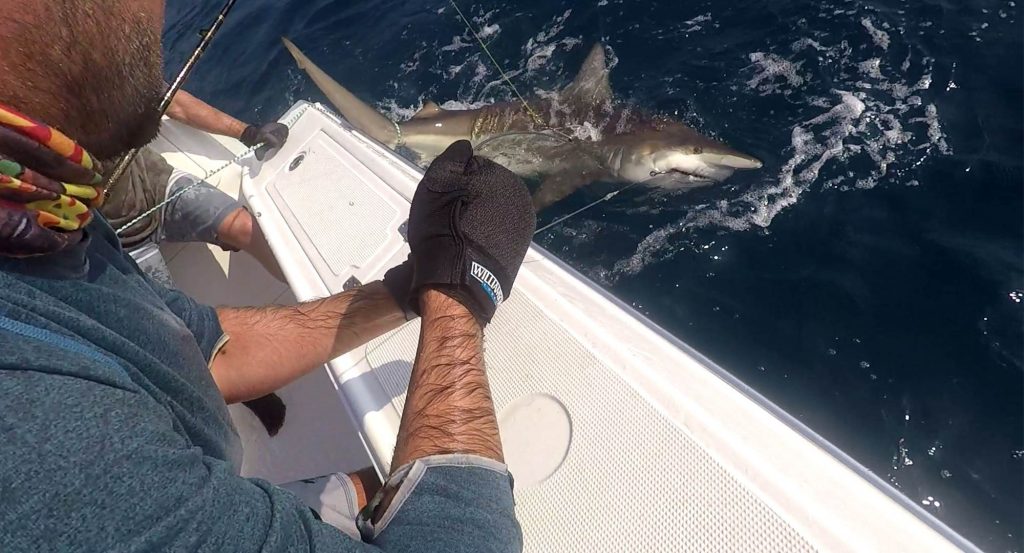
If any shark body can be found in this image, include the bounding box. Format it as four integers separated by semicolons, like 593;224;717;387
282;38;762;209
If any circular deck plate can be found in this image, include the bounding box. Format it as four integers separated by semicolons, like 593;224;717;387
498;393;573;488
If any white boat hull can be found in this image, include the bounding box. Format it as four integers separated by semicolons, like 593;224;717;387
154;101;977;553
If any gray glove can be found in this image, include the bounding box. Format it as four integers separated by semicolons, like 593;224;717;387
241;122;289;161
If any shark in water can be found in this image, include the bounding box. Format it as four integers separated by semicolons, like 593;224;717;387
282;38;762;209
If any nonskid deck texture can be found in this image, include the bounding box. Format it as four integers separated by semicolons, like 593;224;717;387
236;102;975;553
365;302;814;552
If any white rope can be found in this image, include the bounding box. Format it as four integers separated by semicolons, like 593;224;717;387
392;119;404;147
114;102;322;236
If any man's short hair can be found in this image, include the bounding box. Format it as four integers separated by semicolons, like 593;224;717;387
0;0;167;162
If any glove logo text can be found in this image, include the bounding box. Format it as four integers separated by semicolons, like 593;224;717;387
471;261;504;305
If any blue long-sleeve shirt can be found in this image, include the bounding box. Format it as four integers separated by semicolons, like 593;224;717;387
0;217;521;553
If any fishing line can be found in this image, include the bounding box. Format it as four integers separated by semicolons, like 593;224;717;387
105;0;240;195
448;0;574;142
534;181;643;236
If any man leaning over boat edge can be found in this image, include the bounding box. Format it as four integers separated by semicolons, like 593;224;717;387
102;88;289;286
0;1;533;552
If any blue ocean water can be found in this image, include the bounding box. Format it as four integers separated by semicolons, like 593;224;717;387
164;0;1022;549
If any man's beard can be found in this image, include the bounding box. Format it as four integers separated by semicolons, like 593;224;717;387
64;17;168;163
0;4;167;164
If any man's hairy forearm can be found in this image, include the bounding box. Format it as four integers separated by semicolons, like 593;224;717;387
390;289;503;469
165;89;248;139
212;282;406;404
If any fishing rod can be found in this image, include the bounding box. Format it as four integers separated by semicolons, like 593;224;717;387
104;0;240;194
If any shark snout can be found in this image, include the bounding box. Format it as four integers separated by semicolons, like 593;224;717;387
699;150;763;170
638;145;763;186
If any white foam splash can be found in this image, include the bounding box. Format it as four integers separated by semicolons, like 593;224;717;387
684;13;712;25
438;98;493;111
861;17;891;50
444;59;473;79
470;59;493;85
527;42;558;71
791;38;826;52
376;97;426;121
421;6;582;105
440;35;473;52
572;121;604;142
747;52;806;94
524;37;582;74
527;9;573;47
471;9;499;27
399;47;425;75
376;95;495;126
478;23;501;41
610;30;953;280
682;12;712;32
911;104;951;155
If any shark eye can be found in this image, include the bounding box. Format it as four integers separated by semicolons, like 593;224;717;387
693;146;703;154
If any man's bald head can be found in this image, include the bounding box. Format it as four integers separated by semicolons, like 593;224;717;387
0;0;167;162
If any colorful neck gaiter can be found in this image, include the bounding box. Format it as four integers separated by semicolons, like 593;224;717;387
0;103;105;257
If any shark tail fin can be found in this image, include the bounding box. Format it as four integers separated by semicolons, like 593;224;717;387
281;37;309;70
281;37;399;147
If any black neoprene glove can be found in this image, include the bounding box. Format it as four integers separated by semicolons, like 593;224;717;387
381;256;416;321
240;122;289;161
406;140;536;325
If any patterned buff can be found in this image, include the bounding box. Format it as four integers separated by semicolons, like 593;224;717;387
0;103;105;257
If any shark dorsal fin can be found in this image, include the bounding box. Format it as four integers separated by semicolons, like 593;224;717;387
412;101;445;119
561;43;613;107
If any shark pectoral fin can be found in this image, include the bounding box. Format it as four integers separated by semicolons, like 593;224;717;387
560;43;613;108
533;170;598;211
411;101;445;119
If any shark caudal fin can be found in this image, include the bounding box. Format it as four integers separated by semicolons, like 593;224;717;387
281;37;398;147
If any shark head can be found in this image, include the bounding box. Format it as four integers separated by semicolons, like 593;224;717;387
602;119;763;188
555;44;762;188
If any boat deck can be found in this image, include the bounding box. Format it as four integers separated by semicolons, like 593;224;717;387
153;102;977;553
153;119;372;483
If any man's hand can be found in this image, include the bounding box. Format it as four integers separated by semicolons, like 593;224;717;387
240;122;289;161
405;140;536;325
166;91;289;162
